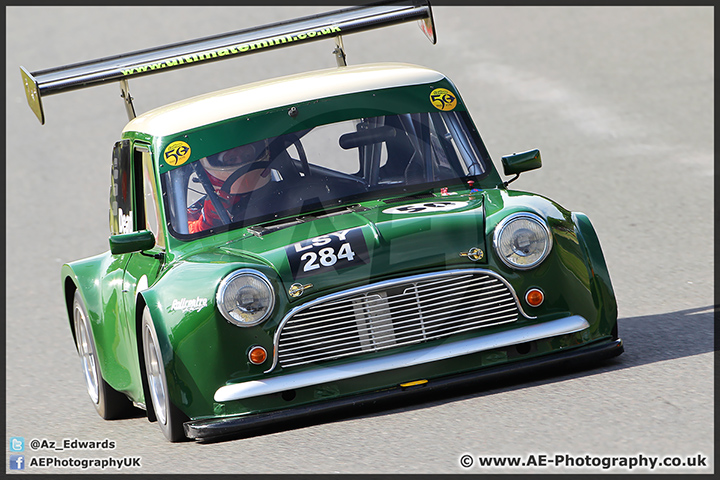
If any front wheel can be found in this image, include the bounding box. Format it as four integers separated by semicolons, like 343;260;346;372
141;306;189;442
72;291;133;419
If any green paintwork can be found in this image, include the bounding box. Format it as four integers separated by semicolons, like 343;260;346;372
61;72;618;427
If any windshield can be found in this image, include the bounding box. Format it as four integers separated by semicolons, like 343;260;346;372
162;111;490;238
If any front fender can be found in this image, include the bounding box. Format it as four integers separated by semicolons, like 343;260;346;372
138;258;285;420
483;189;615;339
572;212;618;334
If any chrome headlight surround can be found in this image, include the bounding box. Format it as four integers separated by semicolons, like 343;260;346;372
216;269;275;327
493;212;553;270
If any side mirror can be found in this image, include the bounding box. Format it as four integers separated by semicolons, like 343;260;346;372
109;230;155;255
501;149;542;176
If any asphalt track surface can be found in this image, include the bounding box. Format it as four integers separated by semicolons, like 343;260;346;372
6;5;714;475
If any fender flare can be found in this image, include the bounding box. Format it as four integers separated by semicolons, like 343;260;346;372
61;254;113;353
572;212;618;330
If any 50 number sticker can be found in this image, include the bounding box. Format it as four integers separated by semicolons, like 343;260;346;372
286;228;369;279
430;88;457;111
382;201;469;215
163;141;191;166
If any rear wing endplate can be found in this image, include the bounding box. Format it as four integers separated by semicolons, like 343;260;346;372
20;1;436;125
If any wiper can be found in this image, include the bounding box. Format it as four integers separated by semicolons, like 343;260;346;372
247;204;369;237
382;188;437;204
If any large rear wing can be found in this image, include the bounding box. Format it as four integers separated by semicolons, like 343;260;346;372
20;1;436;124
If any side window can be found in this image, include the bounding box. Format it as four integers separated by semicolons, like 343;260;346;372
109;140;134;235
139;146;165;248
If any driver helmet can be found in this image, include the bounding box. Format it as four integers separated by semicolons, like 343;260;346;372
200;139;270;195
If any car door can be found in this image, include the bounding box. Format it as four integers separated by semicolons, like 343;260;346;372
107;140;165;400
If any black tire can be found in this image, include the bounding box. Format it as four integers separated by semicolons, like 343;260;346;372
141;306;189;442
72;290;134;420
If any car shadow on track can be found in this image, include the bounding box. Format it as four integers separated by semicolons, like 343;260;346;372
612;305;715;367
197;305;716;444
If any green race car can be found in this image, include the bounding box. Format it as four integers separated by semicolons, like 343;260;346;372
21;1;622;442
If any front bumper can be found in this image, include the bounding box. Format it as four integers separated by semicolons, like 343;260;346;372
214;315;589;403
184;332;623;441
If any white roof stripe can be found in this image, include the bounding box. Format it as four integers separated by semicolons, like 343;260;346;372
122;63;445;137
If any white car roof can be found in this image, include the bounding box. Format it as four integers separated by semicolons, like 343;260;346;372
122;63;445;137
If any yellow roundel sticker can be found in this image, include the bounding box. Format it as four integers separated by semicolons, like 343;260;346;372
164;141;192;166
430;88;457;111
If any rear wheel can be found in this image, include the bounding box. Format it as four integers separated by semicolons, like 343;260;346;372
141;306;189;442
72;291;133;419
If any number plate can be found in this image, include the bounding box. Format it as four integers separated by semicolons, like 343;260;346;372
286;227;369;280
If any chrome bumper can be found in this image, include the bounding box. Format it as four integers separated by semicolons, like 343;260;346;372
215;315;590;403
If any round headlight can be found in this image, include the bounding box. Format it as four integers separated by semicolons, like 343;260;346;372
217;270;275;327
493;213;552;270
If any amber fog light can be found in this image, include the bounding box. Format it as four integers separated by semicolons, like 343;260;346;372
248;346;267;365
525;288;544;307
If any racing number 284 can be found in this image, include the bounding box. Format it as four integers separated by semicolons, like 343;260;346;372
300;243;356;272
287;228;369;279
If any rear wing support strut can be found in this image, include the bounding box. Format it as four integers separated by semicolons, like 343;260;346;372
333;36;348;67
119;79;136;121
20;1;436;124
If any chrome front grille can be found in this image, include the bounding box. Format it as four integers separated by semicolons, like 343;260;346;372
275;271;521;369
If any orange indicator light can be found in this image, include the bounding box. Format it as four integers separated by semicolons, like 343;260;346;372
248;346;267;365
525;288;544;307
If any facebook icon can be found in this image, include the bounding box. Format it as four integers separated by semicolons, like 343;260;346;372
10;455;25;470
